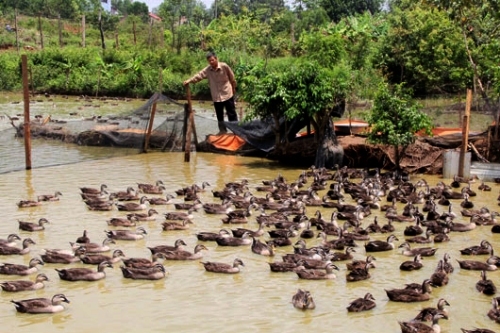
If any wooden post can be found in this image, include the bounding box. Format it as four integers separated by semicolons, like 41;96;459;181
144;100;157;153
22;55;32;170
14;9;20;54
58;14;63;48
38;15;44;50
132;20;137;46
115;31;119;49
81;15;86;48
184;86;194;162
459;89;472;177
29;67;35;97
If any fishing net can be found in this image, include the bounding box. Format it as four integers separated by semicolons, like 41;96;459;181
15;93;221;152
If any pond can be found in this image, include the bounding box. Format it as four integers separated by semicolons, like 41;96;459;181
0;149;499;333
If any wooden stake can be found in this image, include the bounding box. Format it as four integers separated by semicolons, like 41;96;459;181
82;15;86;48
58;14;63;48
184;86;194;162
38;15;44;50
459;89;472;177
22;55;32;170
144;100;157;153
14;9;20;54
133;20;137;46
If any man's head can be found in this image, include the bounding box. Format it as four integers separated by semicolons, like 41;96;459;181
206;51;218;69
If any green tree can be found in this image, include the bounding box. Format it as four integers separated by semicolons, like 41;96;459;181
319;0;383;22
366;83;433;170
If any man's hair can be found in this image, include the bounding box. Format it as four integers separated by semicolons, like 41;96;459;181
206;51;217;59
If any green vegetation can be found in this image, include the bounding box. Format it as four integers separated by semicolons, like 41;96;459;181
0;0;499;157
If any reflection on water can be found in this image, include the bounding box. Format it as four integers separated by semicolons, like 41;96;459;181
0;150;499;333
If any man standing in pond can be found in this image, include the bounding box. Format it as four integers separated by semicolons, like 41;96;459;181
183;51;237;134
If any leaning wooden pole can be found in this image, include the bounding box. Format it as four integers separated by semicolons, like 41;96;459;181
22;55;32;170
459;89;472;177
184;86;194;162
14;9;20;54
143;97;158;153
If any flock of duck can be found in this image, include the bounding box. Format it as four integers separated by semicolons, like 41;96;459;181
3;167;500;332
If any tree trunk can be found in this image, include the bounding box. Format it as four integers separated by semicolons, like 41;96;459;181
38;15;44;50
81;15;86;48
98;9;106;50
314;118;344;169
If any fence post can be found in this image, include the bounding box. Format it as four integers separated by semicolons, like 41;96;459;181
459;89;472;177
14;9;20;54
38;15;44;49
81;15;86;48
22;55;32;170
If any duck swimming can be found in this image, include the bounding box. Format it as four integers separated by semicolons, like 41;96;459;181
105;227;147;241
120;263;167;280
399;313;447;333
399;242;438;257
414;298;450;321
364;234;398;252
292;289;316;310
127;208;159;221
37;191;63;202
147;239;188;255
0;257;44;276
80;249;125;265
56;261;113;281
476;270;497;295
116;196;149;212
161;244;208;260
0;238;36;255
11;293;70;314
296;262;339;280
386;279;433;302
400;254;424;271
0;234;21;247
347;293;376;312
201;258;245;274
18;218;49;232
0;273;49;292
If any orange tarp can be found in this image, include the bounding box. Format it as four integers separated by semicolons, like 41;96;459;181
206;134;246;151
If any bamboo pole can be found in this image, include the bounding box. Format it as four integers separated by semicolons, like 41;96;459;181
184;86;194;162
22;55;32;170
81;15;86;48
14;9;20;54
38;15;44;50
144;100;157;153
459;89;472;177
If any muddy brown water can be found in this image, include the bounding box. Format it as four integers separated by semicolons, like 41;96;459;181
0;149;499;333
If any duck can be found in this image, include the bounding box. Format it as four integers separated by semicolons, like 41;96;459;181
331;247;356;261
364;234;399;252
476;270;497;295
161;244;208;260
80;183;108;194
231;222;267;238
116;196;149;211
460;193;474;209
300;221;315;239
386;279;433;302
268;260;306;273
85;200;114;211
126;208;159;221
399;242;438;257
430;260;449;287
292;289;316;310
71;238;115;253
109;187;139;201
347;293;376;312
448;216;477;232
406;229;433;244
346;255;376;271
414;298;450;321
164;208;195;221
201;258;245;274
216;232;252;246
0;257;44;275
221;203;260;224
0;238;36;255
11;293;70;314
137;180;165;194
56;260;113;281
399;313;447;333
122;253;165;269
16;199;42;208
404;218;424;236
251;237;274;256
0;273;49;292
37;191;63;202
488;297;500;322
161;219;193;231
346;262;374;282
107;216;138;227
120;263;167;280
75;230;90;244
18;218;49;231
457;257;499;271
147;239;188;255
104;227;148;240
196;229;232;242
296;262;339;280
400;254;424;271
0;234;21;247
461;329;496;333
460;240;493;255
80;249;125;265
174;198;203;210
41;246;86;264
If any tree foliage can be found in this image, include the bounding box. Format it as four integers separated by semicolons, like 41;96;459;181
318;0;384;22
366;83;433;168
